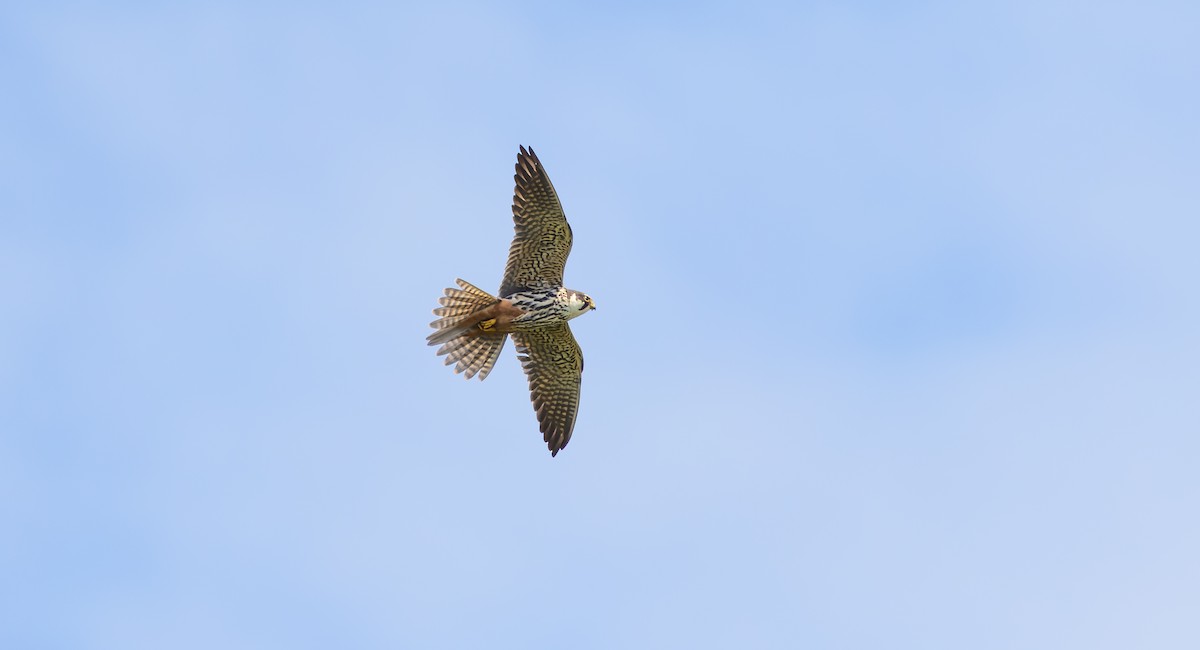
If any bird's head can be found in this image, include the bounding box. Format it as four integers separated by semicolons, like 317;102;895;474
566;290;597;319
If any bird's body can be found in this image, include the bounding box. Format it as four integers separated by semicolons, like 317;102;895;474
428;286;589;337
426;146;595;456
506;287;594;328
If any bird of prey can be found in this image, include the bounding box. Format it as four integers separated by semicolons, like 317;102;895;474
427;146;596;456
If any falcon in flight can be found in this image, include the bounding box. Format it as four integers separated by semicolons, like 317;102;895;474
426;146;596;456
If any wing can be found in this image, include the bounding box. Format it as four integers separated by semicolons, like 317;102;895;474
510;324;584;456
499;146;573;297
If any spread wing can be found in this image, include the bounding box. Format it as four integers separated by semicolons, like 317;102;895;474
499;146;573;297
510;324;584;456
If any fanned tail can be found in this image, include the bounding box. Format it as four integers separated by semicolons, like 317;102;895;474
436;330;507;380
427;279;499;346
427;279;507;380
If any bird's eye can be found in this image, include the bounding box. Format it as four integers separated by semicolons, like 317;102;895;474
579;301;588;311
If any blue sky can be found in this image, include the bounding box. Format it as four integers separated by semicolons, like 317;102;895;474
3;2;1198;648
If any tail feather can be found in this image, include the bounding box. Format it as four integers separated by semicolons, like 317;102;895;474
427;278;508;379
472;334;505;379
427;279;499;346
437;332;507;380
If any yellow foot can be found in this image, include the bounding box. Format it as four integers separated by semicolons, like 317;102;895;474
478;318;497;331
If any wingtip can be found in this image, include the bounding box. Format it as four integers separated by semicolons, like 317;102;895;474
548;434;568;457
517;144;539;166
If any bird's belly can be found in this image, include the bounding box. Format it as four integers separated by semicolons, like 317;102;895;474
498;290;569;330
470;299;564;335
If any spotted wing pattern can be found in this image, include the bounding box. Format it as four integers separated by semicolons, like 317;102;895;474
510;324;584;456
499;146;573;297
